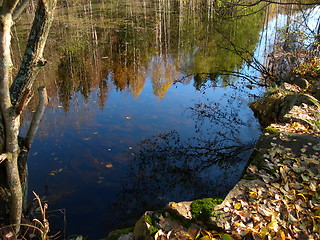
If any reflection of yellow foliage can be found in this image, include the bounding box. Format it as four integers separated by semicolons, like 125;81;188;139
112;62;146;98
149;57;180;98
130;69;146;98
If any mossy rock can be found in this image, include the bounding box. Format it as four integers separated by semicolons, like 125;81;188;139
106;227;134;240
264;126;280;134
190;198;223;222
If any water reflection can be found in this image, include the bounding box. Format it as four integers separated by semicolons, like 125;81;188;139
111;82;260;227
15;0;274;238
22;0;266;114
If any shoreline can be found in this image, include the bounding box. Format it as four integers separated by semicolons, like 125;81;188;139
105;82;320;240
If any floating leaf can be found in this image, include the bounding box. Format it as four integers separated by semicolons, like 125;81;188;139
106;164;113;168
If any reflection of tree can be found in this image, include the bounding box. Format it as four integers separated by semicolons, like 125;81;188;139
47;0;268;112
110;87;259;227
149;57;180;98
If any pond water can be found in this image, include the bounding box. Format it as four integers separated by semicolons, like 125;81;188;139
16;1;318;239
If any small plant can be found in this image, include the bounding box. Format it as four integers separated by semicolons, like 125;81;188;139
190;198;223;222
265;126;279;134
0;192;52;240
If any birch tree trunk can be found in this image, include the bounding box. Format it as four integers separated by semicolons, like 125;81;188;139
0;0;57;234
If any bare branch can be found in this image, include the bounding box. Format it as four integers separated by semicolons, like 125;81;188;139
222;0;320;6
13;0;30;21
25;87;48;149
1;0;20;14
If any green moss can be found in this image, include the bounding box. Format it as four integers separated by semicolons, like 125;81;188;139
266;165;278;175
265;126;279;134
243;174;258;180
143;214;159;235
168;210;192;228
251;152;266;170
147;225;159;235
190;198;223;222
107;227;134;240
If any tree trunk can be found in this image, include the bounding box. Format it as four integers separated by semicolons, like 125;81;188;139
0;0;57;234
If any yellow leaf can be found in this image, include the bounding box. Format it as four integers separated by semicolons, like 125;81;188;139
221;234;233;240
267;217;279;231
295;204;303;212
234;202;242;210
279;230;286;240
259;227;268;237
200;236;210;240
248;191;258;199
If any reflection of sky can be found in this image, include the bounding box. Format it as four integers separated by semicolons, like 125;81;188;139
26;75;261;238
22;5;320;240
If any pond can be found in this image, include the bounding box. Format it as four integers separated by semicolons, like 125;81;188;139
15;1;316;239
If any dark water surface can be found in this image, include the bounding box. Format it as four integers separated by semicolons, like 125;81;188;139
16;1;318;238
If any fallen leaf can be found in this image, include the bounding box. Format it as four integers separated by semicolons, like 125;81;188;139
234;202;242;210
221;233;233;240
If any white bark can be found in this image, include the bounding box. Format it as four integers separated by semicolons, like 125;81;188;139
0;0;57;233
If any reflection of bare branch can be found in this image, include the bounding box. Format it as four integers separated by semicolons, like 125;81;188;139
222;0;320;7
26;87;48;149
174;71;266;87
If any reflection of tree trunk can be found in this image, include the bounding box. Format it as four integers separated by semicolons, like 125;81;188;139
0;0;56;233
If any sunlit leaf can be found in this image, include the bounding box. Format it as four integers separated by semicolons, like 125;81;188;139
248;191;258;199
301;174;309;181
259;227;268;238
267;218;279;231
234;202;242;210
200;236;210;240
221;233;233;240
279;230;286;240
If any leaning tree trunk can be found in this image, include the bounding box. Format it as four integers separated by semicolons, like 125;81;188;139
0;0;57;234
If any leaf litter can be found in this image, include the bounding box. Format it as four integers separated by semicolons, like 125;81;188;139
141;138;319;240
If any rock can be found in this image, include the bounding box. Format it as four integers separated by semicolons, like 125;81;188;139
164;201;192;220
310;82;320;101
283;82;301;92
132;212;155;240
284;74;309;90
250;90;320;127
214;179;265;229
118;233;133;240
106;227;134;240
